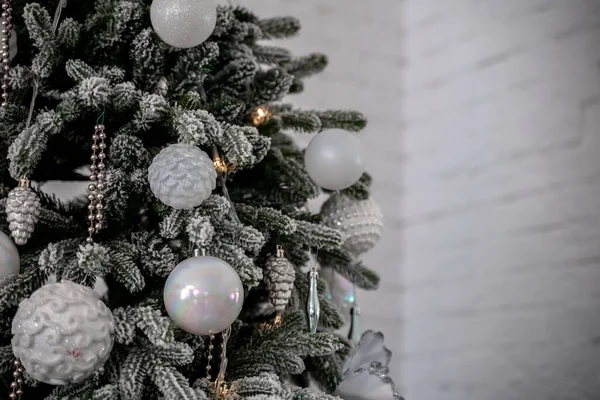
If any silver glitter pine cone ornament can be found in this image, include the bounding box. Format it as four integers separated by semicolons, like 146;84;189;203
264;246;296;313
5;180;41;245
321;193;384;257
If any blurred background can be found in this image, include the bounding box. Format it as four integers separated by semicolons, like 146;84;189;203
233;1;600;399
45;1;600;399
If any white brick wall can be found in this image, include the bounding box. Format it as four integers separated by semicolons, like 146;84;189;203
401;1;600;399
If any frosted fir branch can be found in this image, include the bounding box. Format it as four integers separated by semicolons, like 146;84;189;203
112;82;143;111
132;306;175;345
179;91;203;111
253;45;292;66
56;18;81;49
77;243;110;275
196;194;232;221
38;241;66;274
270;148;320;201
119;348;149;400
174;109;221;146
150;361;199;400
134;94;168;131
48;376;100;399
253;69;294;105
279;111;322;133
206;92;245;122
92;384;119;400
215;220;264;255
212;242;262;288
0;266;47;311
286;384;342;400
134;233;179;277
110;134;151;171
78;76;111;108
65;59;95;82
339;172;372;200
186;215;214;249
212;57;258;92
291;220;344;250
235;204;298;236
109;249;145;293
159;209;191;239
318;249;380;290
219;123;256;168
284;54;328;79
131;28;165;90
171;42;220;94
0;346;15;373
227;373;288;398
112;307;136;345
313;110;367;132
154;341;194;367
257;16;301;39
244;128;271;164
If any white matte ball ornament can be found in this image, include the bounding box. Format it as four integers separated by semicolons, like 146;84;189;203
304;129;364;191
148;143;217;209
164;256;244;335
321;193;384;257
0;231;20;279
150;0;217;48
11;281;115;385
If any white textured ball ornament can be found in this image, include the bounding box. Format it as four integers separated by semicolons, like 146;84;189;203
150;0;217;48
321;193;384;257
148;143;217;209
164;256;244;335
304;129;364;191
0;231;20;279
11;281;115;385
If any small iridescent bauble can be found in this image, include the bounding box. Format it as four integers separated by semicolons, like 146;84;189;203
0;230;20;279
150;0;217;48
163;255;244;335
148;143;217;210
321;193;384;257
304;129;364;191
11;281;115;385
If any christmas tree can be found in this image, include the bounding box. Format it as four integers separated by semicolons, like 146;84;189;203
0;0;398;399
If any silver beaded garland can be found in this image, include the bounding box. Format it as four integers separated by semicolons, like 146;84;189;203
1;0;13;108
87;124;108;243
8;359;23;399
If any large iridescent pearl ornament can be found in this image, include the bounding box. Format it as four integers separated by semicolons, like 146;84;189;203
163;255;244;335
150;0;216;48
11;281;115;385
304;129;364;191
148;143;217;210
320;193;383;257
0;230;19;279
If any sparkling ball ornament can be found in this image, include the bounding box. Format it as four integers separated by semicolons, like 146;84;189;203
321;193;384;257
264;246;296;312
304;129;364;191
150;0;217;48
6;180;41;245
11;281;115;385
148;143;217;209
164;255;244;335
0;230;20;279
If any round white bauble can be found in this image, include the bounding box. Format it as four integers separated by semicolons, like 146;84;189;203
148;143;217;210
11;281;115;385
321;193;384;257
304;129;364;191
164;255;244;335
150;0;217;48
0;231;20;279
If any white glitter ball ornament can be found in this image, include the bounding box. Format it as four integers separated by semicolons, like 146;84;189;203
148;143;217;210
304;129;364;191
150;0;217;48
11;281;115;385
0;231;20;279
164;255;244;335
321;193;384;257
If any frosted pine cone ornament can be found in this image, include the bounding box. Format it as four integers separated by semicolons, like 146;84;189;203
320;194;383;257
5;180;41;245
11;281;115;385
264;246;296;314
148;143;217;209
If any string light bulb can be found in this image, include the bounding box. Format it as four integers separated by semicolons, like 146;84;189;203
251;106;272;126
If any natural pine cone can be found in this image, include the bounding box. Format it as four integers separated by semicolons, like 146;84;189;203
6;185;41;245
264;255;296;312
